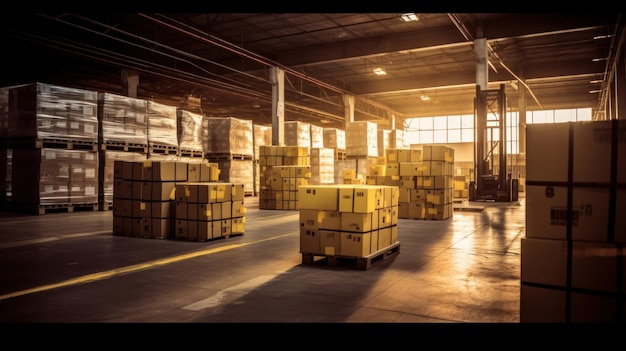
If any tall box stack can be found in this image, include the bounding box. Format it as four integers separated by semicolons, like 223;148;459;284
258;145;310;210
284;121;311;148
298;184;399;258
204;117;255;195
396;145;454;220
112;160;188;238
309;147;335;185
98;92;148;147
253;124;272;195
521;120;626;322
310;124;324;148
8;82;99;142
174;182;246;241
146;100;178;153
176;109;204;156
100;150;147;207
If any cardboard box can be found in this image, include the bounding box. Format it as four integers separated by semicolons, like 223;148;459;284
319;210;342;230
526;123;569;182
298;185;339;210
151;218;170;239
300;228;320;254
526;185;611;242
341;211;374;232
521;237;619;292
341;232;372;257
319;230;341;256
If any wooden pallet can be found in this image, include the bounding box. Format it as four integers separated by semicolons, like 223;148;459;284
101;141;148;153
148;143;179;155
206;153;254;161
301;241;400;270
4;137;98;151
10;202;99;215
178;149;204;158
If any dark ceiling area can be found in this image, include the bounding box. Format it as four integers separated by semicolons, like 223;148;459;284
0;13;623;130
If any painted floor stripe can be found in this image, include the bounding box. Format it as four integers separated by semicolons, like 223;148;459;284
0;230;112;250
0;231;298;302
182;274;278;311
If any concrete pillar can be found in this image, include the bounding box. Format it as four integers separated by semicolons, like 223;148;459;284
475;38;488;91
616;53;625;119
270;66;285;146
121;69;139;98
342;94;355;129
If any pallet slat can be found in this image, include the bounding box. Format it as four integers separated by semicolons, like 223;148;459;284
302;241;400;270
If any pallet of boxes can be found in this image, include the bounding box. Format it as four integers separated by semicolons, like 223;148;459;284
112;159;247;241
298;184;400;270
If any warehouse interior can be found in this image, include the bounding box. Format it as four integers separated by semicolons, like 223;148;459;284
0;13;625;324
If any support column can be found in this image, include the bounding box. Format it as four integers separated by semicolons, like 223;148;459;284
616;54;625;119
121;69;139;98
270;66;285;146
342;94;355;129
475;38;488;91
518;74;527;154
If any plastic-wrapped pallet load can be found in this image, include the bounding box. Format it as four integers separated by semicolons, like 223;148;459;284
176;109;204;154
98;92;148;146
9;82;99;142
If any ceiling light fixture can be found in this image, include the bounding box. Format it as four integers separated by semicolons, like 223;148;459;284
592;57;608;62
400;13;419;22
589;90;603;94
420;95;430;101
590;80;603;84
594;34;613;40
373;67;387;75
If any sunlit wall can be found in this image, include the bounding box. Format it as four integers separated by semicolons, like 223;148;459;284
404;108;592;155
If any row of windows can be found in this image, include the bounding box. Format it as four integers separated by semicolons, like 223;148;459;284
403;108;592;154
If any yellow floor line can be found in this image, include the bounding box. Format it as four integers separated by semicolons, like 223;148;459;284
0;231;298;301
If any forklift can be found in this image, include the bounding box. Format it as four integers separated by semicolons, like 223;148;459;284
469;83;518;202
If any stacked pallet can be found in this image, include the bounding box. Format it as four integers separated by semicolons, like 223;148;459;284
298;184;400;269
176;109;205;158
284;121;311;148
395;145;454;220
6;83;100;214
174;181;246;241
521;120;626;322
204;117;255;195
323;127;346;161
112;159;222;239
258;145;310;210
309;147;334;185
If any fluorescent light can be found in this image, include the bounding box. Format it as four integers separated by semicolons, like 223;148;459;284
373;68;387;75
594;35;613;40
592;57;608;62
590;80;603;84
589;90;602;94
420;95;430;101
400;13;418;22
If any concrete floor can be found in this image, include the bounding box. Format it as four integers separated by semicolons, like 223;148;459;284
0;196;525;323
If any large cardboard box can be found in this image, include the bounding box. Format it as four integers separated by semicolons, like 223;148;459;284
298;185;339;210
341;211;375;232
526;185;611;242
320;230;341;256
300;228;320;254
526;123;569;182
521;237;619;292
341;232;372;257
